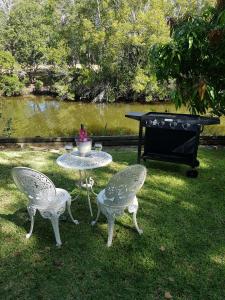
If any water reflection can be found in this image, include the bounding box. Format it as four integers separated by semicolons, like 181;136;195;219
0;96;224;137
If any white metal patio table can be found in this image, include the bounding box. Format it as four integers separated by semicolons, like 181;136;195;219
56;150;112;217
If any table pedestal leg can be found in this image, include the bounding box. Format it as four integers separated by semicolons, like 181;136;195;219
85;177;93;216
73;170;97;217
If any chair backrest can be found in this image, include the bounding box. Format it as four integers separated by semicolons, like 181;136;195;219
12;167;56;208
104;164;147;207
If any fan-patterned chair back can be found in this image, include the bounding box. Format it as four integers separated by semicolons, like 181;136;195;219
104;164;147;207
12;167;56;208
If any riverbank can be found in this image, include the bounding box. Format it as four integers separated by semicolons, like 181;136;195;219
0;135;225;148
0;93;170;104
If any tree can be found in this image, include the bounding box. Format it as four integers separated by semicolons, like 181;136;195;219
150;0;225;115
0;50;17;73
3;1;52;72
62;0;171;101
0;50;23;96
0;0;217;100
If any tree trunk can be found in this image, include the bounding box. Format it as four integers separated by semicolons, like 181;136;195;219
216;0;225;11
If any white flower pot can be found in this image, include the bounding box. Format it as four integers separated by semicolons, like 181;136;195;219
75;139;92;157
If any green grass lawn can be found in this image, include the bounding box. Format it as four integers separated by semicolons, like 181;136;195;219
0;147;225;300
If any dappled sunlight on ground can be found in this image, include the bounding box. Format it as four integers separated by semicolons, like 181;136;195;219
179;201;198;212
1;147;225;299
210;253;225;267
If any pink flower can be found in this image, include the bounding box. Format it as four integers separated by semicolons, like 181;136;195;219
79;125;88;142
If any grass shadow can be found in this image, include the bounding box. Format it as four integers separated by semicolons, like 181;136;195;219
1;148;225;299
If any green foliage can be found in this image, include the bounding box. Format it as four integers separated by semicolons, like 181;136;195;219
0;0;216;100
0;50;17;73
34;80;44;93
59;0;172;100
132;67;150;93
52;81;75;101
150;3;225;115
46;41;70;67
0;49;23;97
0;75;24;96
3;0;59;69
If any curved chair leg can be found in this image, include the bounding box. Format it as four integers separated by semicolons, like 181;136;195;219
50;215;62;247
67;199;79;225
26;207;36;239
91;204;101;226
107;215;115;247
86;177;93;217
133;211;143;235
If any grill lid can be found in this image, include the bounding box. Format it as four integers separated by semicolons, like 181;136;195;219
125;112;220;126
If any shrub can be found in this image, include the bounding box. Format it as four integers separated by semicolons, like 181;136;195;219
34;80;44;93
52;81;75;101
0;75;24;96
0;51;17;74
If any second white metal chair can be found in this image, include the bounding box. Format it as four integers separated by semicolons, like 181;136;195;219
92;164;147;247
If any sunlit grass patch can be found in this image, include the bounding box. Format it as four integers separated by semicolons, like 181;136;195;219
0;147;225;299
180;201;198;212
210;253;225;266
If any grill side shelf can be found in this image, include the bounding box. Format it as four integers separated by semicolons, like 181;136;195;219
125;112;146;120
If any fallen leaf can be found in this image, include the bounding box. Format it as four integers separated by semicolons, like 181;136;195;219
164;291;173;299
160;246;166;252
168;277;175;282
33;254;42;262
14;251;21;257
198;80;206;101
53;259;64;267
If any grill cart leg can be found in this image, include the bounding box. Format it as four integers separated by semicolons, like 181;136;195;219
186;169;198;178
137;124;143;163
186;159;199;178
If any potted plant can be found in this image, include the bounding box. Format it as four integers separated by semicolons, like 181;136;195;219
75;124;92;156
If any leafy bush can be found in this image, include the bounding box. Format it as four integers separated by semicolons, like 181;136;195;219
22;76;30;86
0;51;17;73
52;81;75;101
0;75;24;96
34;80;44;92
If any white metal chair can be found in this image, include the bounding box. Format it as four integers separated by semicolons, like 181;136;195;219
91;164;147;247
12;167;78;247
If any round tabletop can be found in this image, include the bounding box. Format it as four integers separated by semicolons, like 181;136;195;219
56;150;112;170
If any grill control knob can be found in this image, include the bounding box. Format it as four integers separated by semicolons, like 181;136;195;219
182;123;191;129
170;121;177;128
152;119;158;126
148;120;153;126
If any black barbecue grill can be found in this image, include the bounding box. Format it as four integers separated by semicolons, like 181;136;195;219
126;112;220;177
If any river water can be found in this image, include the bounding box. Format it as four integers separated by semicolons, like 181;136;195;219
0;96;224;137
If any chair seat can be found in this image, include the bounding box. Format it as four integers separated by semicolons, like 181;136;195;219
35;188;71;213
56;188;71;203
97;189;138;213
